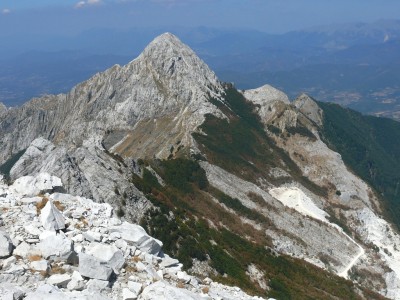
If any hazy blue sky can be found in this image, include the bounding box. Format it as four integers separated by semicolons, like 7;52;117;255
1;0;400;36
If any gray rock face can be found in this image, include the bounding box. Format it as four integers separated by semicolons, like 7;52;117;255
78;252;113;281
293;93;323;126
10;137;55;177
8;138;149;218
0;33;225;212
0;231;12;258
200;161;360;275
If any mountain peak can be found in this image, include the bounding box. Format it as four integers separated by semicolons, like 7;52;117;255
141;32;192;58
150;32;182;45
129;32;220;86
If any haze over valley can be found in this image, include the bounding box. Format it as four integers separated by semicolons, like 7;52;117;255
2;20;400;121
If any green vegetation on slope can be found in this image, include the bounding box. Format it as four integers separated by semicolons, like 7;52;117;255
318;101;400;227
127;87;388;299
210;187;272;225
133;158;382;299
160;158;208;193
194;84;328;197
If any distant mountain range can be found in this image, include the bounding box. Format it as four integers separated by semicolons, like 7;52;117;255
1;20;400;120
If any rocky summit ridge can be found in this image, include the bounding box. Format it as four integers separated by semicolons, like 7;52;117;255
0;172;264;300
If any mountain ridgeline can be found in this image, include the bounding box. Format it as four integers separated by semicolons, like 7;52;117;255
0;33;399;299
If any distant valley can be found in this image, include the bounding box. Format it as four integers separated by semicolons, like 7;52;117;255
1;21;400;121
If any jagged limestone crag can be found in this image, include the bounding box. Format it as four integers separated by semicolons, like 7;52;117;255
0;33;224;163
0;33;224;213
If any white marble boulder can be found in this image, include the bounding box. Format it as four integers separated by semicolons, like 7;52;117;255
78;252;113;281
109;222;162;255
38;231;74;261
86;243;125;272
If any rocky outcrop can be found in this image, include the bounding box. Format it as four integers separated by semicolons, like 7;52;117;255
85;243;125;272
10;172;62;198
78;252;113;281
8;137;150;220
0;33;224;165
293;93;323;126
139;281;201;300
38;231;74;261
0;173;263;300
243;84;289;124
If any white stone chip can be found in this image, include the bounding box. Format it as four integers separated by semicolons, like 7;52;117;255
0;231;13;258
40;200;66;231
